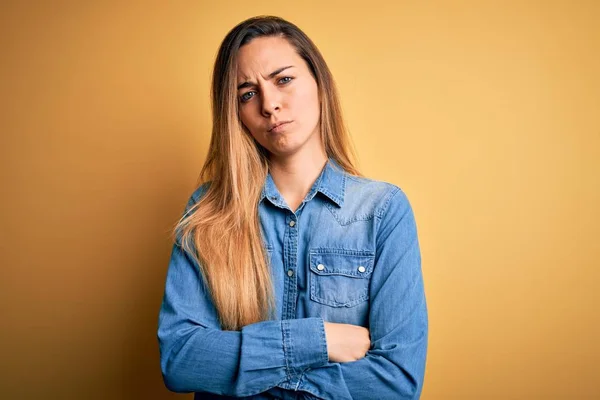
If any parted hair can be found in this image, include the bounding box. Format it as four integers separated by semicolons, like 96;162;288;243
175;16;360;331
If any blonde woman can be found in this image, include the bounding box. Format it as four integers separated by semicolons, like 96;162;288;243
158;15;428;400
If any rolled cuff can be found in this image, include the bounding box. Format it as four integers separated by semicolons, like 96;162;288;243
282;317;329;376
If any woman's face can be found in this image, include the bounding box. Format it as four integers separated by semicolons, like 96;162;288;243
236;36;322;159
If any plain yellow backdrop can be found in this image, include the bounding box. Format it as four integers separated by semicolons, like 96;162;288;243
1;1;598;399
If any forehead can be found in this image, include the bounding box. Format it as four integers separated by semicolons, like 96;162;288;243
237;36;302;79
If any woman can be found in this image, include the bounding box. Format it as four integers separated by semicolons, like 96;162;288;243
158;15;428;400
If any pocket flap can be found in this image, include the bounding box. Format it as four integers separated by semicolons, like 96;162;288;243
309;249;374;278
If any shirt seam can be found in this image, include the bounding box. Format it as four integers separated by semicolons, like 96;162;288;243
281;320;292;381
376;186;402;220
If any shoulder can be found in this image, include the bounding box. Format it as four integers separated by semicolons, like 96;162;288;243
189;181;212;203
324;170;412;226
342;175;418;244
182;181;212;215
343;174;410;219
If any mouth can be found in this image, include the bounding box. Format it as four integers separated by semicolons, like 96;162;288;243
268;121;292;132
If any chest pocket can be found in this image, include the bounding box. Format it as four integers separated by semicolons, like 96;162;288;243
309;249;375;307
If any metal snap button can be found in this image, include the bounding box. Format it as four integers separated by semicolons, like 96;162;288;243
358;266;366;273
317;264;325;271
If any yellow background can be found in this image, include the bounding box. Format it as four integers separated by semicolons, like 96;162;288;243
1;1;598;399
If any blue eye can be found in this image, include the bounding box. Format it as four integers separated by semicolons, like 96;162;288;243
240;91;256;103
279;76;293;84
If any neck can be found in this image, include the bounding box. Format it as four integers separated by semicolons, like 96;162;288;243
269;149;328;211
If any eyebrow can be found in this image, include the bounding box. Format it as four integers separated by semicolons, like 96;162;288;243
237;65;294;90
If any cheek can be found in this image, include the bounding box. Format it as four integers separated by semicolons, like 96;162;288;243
239;107;259;133
293;83;320;121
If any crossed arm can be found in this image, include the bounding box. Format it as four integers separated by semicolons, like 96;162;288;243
157;188;428;399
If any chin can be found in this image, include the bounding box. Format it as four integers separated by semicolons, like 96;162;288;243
268;146;300;158
266;134;305;154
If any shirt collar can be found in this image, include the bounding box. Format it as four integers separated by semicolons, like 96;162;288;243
260;158;346;208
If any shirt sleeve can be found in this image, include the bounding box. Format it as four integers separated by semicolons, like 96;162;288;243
291;187;429;400
157;190;329;397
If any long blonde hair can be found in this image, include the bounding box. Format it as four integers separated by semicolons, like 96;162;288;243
175;16;361;331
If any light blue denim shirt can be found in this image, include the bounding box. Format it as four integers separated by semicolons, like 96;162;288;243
158;159;428;399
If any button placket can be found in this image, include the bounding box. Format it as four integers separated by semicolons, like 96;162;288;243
283;212;299;319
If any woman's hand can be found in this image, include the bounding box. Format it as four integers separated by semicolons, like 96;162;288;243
323;322;371;363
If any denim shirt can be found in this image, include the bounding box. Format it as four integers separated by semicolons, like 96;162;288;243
158;159;428;400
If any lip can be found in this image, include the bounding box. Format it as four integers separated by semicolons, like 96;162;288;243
268;120;292;133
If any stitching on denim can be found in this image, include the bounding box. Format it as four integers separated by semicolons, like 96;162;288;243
376;186;402;220
308;249;374;307
294;371;304;391
319;319;328;364
325;202;375;226
281;320;291;381
309;263;374;278
311;291;370;308
309;248;375;256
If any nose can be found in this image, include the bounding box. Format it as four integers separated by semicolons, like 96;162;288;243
260;86;281;117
